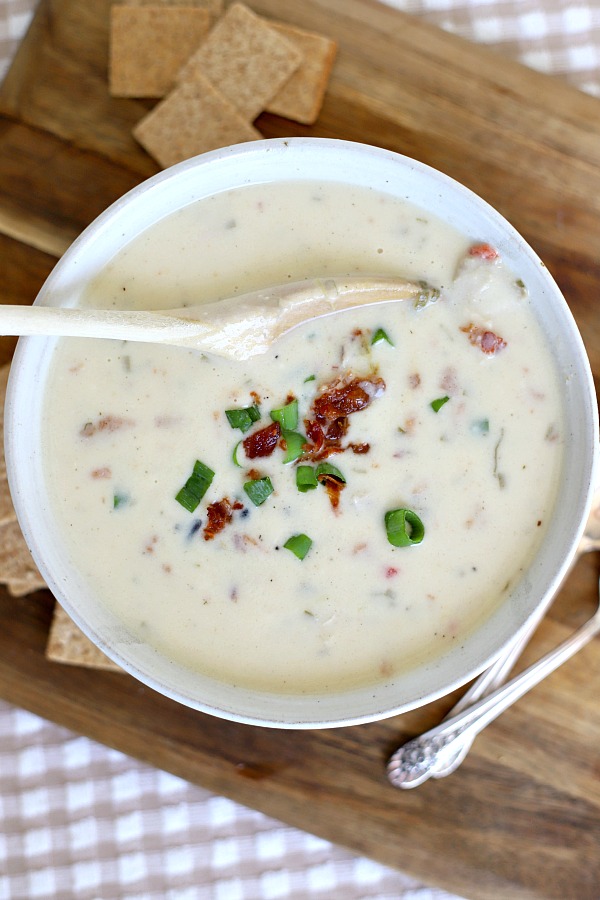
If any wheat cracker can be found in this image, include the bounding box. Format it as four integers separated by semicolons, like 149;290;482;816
46;603;122;671
178;2;302;120
265;22;337;125
110;6;211;98
134;75;261;167
123;0;223;17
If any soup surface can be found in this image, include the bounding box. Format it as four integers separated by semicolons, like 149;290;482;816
41;181;564;693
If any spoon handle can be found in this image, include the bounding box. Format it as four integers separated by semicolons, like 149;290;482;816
402;483;600;780
0;305;196;344
387;601;600;788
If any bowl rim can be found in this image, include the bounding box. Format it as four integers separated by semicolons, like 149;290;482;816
5;137;599;728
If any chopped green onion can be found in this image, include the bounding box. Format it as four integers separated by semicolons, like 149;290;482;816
281;429;305;464
243;476;274;507
270;398;298;431
371;327;394;346
113;492;129;509
384;508;425;547
296;465;318;492
232;440;244;467
471;418;490;435
175;459;215;512
304;374;316;383
430;396;450;413
225;404;260;433
316;462;346;483
283;533;313;560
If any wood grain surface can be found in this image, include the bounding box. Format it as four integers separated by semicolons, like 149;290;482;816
1;2;600;897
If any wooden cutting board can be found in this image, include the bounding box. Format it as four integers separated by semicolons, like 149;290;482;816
1;2;600;897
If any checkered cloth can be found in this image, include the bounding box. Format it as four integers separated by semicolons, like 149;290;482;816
2;2;599;898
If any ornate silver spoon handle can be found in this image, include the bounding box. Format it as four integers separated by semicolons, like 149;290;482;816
417;486;600;780
387;586;600;788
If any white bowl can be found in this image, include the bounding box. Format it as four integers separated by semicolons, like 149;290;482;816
5;139;598;728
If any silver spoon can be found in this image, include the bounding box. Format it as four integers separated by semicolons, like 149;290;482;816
0;276;439;360
387;487;600;788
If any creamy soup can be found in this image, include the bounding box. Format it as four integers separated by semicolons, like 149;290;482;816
41;181;564;693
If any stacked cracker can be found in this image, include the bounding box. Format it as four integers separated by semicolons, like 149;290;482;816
109;1;338;167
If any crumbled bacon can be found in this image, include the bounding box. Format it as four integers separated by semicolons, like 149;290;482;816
468;242;499;261
348;442;370;454
203;498;243;541
460;323;506;355
302;374;384;462
242;421;281;458
313;376;384;421
91;467;111;479
80;415;134;437
317;472;345;511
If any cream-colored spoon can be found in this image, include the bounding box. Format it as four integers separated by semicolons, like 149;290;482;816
1;276;440;361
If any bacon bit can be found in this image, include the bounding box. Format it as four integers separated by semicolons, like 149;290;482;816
304;419;324;453
246;467;262;481
313;376;384;421
460;323;506;355
302;374;385;462
348;442;370;454
385;567;399;578
81;415;134;437
353;542;368;554
316;472;345;511
440;367;458;394
143;535;159;555
203;498;244;541
250;390;261;405
325;416;350;443
242;421;280;458
233;533;261;553
408;373;421;389
91;467;111;479
468;242;499;261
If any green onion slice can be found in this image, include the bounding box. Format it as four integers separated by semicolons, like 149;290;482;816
243;476;274;507
175;459;215;512
232;440;244;467
430;395;450;413
281;429;305;464
296;465;318;492
113;492;129;509
316;462;346;483
304;374;316;383
384;508;425;547
225;404;261;433
270;398;298;431
371;327;394;346
283;533;313;560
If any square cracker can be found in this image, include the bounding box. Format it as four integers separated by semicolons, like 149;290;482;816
0;363;46;597
178;2;303;121
133;75;262;168
265;22;337;125
123;0;223;16
110;6;211;98
46;603;122;671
